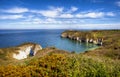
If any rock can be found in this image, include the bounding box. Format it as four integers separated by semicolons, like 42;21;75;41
76;37;79;41
61;33;68;38
89;39;93;43
61;30;103;46
33;44;42;55
68;35;73;39
93;40;97;44
13;43;42;60
86;38;89;43
97;42;103;46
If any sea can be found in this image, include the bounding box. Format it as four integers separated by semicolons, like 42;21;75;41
0;29;98;53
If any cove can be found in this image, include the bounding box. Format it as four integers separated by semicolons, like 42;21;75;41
0;29;98;53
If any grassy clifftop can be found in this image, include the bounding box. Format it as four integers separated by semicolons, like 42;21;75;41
61;30;105;38
83;30;120;59
0;42;42;64
61;30;120;59
0;30;120;77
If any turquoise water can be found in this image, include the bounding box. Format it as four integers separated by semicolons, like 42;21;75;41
0;29;98;53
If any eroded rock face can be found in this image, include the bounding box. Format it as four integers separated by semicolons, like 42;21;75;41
13;43;42;60
61;33;68;38
61;30;103;46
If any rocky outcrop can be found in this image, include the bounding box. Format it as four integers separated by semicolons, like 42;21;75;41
13;43;42;60
61;30;103;46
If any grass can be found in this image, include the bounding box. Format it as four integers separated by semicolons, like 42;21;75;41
83;30;120;59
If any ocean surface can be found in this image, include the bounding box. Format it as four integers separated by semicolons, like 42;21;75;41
0;29;97;53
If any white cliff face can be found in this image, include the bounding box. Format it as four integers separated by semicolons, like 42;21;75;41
33;45;42;55
25;46;32;55
13;50;27;60
13;43;42;60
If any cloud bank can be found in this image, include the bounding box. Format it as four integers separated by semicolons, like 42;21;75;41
0;6;119;29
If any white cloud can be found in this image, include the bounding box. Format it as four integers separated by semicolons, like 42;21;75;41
0;6;116;26
23;6;114;19
71;7;78;12
85;12;104;18
76;12;104;18
46;18;55;22
1;7;29;13
31;6;77;18
116;1;120;7
75;14;83;18
59;14;74;18
23;17;62;24
0;15;24;19
38;7;63;18
106;12;115;16
49;6;63;12
65;6;78;13
39;10;58;18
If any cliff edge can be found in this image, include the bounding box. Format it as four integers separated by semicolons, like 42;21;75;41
0;42;42;60
61;30;104;46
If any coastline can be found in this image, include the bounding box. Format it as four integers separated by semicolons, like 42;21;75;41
0;30;120;77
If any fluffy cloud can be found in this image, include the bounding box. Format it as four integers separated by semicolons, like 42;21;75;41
39;10;59;18
0;6;116;25
38;7;63;18
1;7;29;13
31;6;77;18
59;14;73;18
36;7;114;19
0;15;24;19
75;12;115;18
75;12;104;18
84;12;104;18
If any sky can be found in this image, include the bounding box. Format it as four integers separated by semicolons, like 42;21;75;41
0;0;120;29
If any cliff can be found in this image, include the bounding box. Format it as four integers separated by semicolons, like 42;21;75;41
61;30;104;46
0;42;42;60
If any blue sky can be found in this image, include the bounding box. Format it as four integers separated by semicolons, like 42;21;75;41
0;0;120;29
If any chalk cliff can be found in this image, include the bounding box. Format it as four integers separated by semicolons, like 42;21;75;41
0;42;42;60
13;43;42;60
61;30;103;46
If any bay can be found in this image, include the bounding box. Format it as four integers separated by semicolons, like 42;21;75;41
0;29;97;53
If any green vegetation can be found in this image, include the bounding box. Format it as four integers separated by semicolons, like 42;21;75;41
0;30;120;77
0;47;20;60
61;30;105;38
0;52;120;77
83;30;120;59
